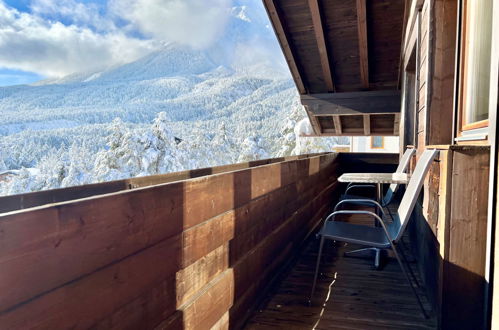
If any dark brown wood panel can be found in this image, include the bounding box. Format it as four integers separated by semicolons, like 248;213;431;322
323;0;361;92
277;0;324;93
0;153;328;214
443;147;490;329
263;0;405;135
302;90;401;115
367;0;405;89
427;0;457;145
0;153;341;330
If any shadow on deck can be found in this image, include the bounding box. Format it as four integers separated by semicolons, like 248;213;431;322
245;209;437;330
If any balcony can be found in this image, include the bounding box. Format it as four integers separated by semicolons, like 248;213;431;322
0;149;489;329
246;206;436;329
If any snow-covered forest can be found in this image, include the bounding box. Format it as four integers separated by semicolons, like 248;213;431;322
0;1;348;196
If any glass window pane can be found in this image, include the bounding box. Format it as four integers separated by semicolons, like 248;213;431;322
463;0;492;125
371;136;383;148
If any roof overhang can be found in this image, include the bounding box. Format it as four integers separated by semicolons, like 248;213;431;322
263;0;406;136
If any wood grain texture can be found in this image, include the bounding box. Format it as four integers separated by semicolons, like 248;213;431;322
356;0;369;89
308;0;335;92
333;115;342;134
0;154;330;214
363;114;371;135
442;147;490;329
427;0;457;145
263;0;306;94
0;153;341;330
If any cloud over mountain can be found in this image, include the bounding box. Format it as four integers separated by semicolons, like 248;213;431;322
0;0;282;80
0;1;156;77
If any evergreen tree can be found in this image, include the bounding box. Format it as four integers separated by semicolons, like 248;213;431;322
238;135;269;163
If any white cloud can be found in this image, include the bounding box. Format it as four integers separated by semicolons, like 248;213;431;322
110;0;231;49
30;0;115;31
0;0;284;78
0;2;157;77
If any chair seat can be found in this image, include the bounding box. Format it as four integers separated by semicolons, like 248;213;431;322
320;221;392;249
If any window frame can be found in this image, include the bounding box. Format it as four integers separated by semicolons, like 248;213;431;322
456;0;492;138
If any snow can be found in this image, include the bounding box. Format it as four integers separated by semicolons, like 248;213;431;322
295;118;315;137
0;2;349;196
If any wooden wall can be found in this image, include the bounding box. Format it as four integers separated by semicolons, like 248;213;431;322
401;0;456;154
0;153;340;329
416;0;431;152
427;0;457;145
409;145;490;329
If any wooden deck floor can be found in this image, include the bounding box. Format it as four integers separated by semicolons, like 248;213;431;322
244;210;437;330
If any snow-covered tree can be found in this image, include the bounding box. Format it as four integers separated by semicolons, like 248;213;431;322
60;144;94;188
238;135;269;162
141;112;183;174
92;112;184;182
274;100;308;157
93;118;141;181
211;122;239;164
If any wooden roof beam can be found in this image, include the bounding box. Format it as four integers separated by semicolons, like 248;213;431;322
308;0;335;92
304;105;322;135
363;114;371;135
263;0;306;94
393;113;400;135
302;90;401;115
333;116;342;134
356;0;369;89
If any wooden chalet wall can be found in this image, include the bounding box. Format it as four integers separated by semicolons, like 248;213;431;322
408;145;490;328
401;0;457;154
400;0;493;328
0;153;340;329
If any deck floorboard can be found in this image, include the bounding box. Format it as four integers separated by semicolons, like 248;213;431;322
244;209;437;330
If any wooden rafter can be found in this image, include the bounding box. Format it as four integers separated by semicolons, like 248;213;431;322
363;114;371;135
356;0;369;89
301;90;401;115
263;0;306;94
304;105;322;134
308;0;335;92
333;116;342;134
393;113;400;135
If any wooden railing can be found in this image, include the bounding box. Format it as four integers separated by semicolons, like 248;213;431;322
0;153;331;214
0;152;350;329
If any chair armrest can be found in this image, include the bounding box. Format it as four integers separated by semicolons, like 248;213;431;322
345;184;376;194
334;199;386;217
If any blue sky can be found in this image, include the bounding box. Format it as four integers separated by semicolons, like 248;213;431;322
0;68;43;87
0;0;260;86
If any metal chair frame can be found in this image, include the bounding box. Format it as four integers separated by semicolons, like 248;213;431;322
310;149;439;319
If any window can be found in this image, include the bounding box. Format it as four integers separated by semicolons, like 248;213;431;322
458;0;493;134
371;136;384;149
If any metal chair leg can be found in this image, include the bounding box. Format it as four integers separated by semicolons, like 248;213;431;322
310;236;325;304
392;246;428;319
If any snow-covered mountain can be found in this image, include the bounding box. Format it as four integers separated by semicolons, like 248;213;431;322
0;0;291;132
0;2;346;195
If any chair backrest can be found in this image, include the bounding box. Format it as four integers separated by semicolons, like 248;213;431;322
382;147;416;205
389;149;439;242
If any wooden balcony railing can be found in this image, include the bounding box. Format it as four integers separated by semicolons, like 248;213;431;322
0;146;492;330
4;152;394;329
